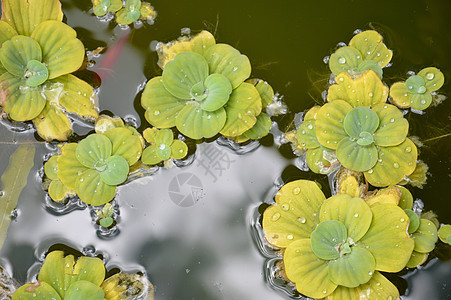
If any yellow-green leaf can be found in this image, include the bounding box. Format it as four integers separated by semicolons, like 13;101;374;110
406;250;428;268
31;21;85;79
438;225;451;245
0;143;35;251
57;143;88;190
412;219;438;253
0;21;17;44
327;70;388;107
389;82;411;108
284;239;337;298
262;180;326;248
357;204;414;272
316;100;352;149
1;0;63;36
348;30;393;68
33;101;73;141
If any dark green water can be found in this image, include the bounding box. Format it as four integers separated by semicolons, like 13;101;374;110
1;0;450;299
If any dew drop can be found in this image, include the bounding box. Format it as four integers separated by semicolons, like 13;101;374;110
281;203;290;211
338;57;346;64
400;218;405;222
298;217;306;224
420;99;426;104
354;213;359;217
393;162;399;169
154;110;160;116
322;290;327;294
390;118;395;123
293;187;301;195
405;146;412;153
287;234;294;240
272;213;281;221
368;169;373;174
425;72;435;80
368;92;373;97
307;124;313;130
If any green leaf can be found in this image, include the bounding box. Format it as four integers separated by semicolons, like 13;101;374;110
31;21;85;79
156;128;174;145
364;138;417;187
156;144;171;160
357;60;383;79
247;78;274;107
284;239;337;298
372;103;408;147
32;100;74;141
406;250;428;268
37;251;71;298
115;8;140;25
316;100;352;149
12;281;61;300
57;143;88;190
328;246;375;288
170;140;188;159
262;180;326;248
200;73;232;111
157;30;216;69
44;155;59;181
141;145;161;165
141;77;186;128
404;209;420;234
0;72;47;121
328;70;388;107
176;102;226;139
320;194;373;242
243;112;272;140
1;0;63;36
296;120;319;149
100;155;129;186
306;147;333;174
343;107;379;139
71;256;105;286
398;185;413;210
418;67;444;92
46;74;98;119
203;44;251;89
311;220;347;260
329;46;363;75
220;82;262;137
93;0;110;17
357;204;414;272
95;115;125;134
162;52;209;99
99;217;114;228
0;35;42;77
104;127;143;166
406;75;427;94
65;280;105;300
0;21;18;44
76;134;112;169
48;180;71;202
410;93;433;111
389;82;411;108
76;169;117;206
412;219;438;253
438;225;451;245
327;271;399;299
348;30;392;68
142;127;157;144
0;143;35;251
25;60;48;87
337;137;378;172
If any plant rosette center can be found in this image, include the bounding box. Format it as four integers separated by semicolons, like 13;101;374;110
24;59;49;87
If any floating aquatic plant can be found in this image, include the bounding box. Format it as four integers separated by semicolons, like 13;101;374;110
116;0;157;25
45;127;143;206
439;225;451;245
141;30;271;140
390;67;445;110
141;128;188;165
262;180;413;299
296;69;418;186
96;203;115;227
92;0;123;17
12;250;154;299
0;0;98;141
328;30;392;78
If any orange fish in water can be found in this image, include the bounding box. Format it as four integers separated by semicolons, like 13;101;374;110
94;31;130;81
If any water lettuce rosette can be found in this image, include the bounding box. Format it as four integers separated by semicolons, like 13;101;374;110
262;180;414;299
297;69;418;186
328;30;392;78
48;127;143;205
0;0;98;141
141;30;266;140
141;127;188;165
390;67;445;110
12;250;154;300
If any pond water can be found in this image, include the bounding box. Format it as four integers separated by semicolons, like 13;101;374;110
0;0;450;299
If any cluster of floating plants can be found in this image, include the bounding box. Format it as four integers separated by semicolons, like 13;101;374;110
259;30;450;299
0;0;98;141
0;0;450;299
92;0;157;25
12;250;153;299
